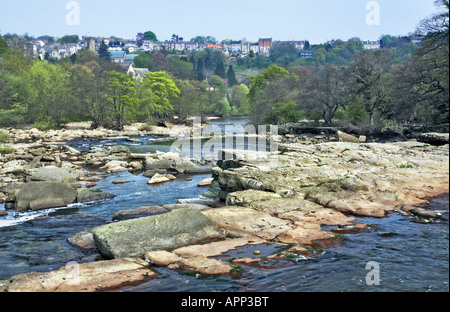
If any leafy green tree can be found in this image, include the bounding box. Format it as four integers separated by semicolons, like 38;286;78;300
168;58;196;80
144;31;158;42
75;49;100;65
57;35;80;44
98;41;111;62
228;84;249;115
70;62;110;128
106;70;138;130
138;71;180;119
27;61;74;126
270;42;300;65
248;65;299;124
248;64;292;104
133;52;156;70
265;101;303;124
0;36;9;55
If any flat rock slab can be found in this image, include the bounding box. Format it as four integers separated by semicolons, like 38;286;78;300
6;258;156;292
202;207;292;240
176;256;235;275
30;166;80;183
92;208;224;259
172;237;265;258
145;251;183;266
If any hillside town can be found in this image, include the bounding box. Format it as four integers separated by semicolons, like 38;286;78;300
14;32;425;64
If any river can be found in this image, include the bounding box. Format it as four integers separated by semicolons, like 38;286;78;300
0;117;448;292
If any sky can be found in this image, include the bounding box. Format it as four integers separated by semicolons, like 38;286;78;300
0;0;440;44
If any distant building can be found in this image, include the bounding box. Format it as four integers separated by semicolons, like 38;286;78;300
165;41;198;52
273;40;305;50
258;38;272;55
299;50;313;58
362;40;381;50
110;51;126;63
127;64;149;81
207;43;223;51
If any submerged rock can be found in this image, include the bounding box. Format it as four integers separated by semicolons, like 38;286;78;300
92;208;224;259
112;206;168;221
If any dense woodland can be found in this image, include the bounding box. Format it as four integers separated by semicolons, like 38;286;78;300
0;0;448;133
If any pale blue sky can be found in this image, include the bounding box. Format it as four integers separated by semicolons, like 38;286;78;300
0;0;439;43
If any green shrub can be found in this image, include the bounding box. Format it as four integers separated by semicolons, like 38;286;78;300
0;130;10;143
0;144;13;155
30;120;59;131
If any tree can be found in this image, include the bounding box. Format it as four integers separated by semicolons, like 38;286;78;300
214;61;226;78
143;31;158;42
133;52;156;70
349;50;394;126
197;58;205;81
0;36;9;55
70;62;110;128
248;64;299;124
227;65;237;87
168;58;196;80
392;0;449;127
228;84;249;115
305;64;349;126
27;61;74;126
57;35;79;44
106;70;138;130
98;40;111;62
138;71;180;119
269;42;300;65
75;49;100;65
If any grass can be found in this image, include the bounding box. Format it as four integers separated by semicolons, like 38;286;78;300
0;130;10;143
396;163;413;168
0;144;14;155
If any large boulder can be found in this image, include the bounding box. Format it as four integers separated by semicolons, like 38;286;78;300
30;166;80;183
337;131;360;143
92;208;223;259
15;182;78;211
417;133;449;146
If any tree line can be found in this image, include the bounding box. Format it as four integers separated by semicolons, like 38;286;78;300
247;0;449;132
0;0;447;132
0;43;249;129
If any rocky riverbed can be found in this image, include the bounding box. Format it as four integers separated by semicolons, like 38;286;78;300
0;122;448;292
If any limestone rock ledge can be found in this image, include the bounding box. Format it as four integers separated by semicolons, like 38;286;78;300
5;258;156;292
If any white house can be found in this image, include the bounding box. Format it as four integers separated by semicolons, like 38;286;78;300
362;40;381;50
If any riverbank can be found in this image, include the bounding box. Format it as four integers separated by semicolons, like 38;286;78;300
0;121;448;292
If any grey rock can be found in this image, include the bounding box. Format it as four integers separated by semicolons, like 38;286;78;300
417;133;449;146
15;182;78;211
76;188;116;203
112;206;168;221
92;208;223;259
30;166;79;183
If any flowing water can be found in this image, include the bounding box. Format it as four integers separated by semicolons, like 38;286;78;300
0;117;448;292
